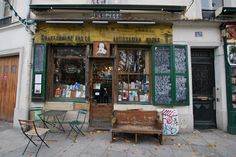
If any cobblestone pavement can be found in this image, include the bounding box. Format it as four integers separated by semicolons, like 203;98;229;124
0;123;236;157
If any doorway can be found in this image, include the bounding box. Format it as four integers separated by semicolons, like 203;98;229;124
0;55;19;122
191;49;216;129
89;59;113;129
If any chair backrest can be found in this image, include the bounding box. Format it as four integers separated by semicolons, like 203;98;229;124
76;109;88;121
19;120;36;134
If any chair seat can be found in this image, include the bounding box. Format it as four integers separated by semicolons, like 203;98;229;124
26;128;50;136
69;120;83;126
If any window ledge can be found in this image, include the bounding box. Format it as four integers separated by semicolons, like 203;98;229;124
0;21;21;30
47;98;86;103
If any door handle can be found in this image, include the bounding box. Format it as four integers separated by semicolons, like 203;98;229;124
197;96;208;101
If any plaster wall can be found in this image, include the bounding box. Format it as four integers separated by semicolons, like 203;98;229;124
0;0;4;18
224;0;236;7
0;24;32;127
173;22;227;132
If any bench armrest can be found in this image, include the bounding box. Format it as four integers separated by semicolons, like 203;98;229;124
112;117;117;128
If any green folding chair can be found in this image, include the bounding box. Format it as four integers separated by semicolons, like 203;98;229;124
68;109;88;140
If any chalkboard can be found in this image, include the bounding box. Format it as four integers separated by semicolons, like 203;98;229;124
154;46;170;73
175;47;187;73
34;45;45;72
155;75;172;103
176;76;187;102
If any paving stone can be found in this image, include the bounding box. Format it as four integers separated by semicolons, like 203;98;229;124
0;127;236;157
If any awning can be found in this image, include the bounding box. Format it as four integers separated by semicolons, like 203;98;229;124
30;4;186;13
215;7;236;17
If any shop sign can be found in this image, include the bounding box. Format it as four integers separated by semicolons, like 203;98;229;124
35;23;172;45
227;44;236;66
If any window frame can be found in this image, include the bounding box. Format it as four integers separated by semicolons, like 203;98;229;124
152;44;189;106
48;45;87;102
32;44;47;102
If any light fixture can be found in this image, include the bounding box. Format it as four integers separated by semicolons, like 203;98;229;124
46;21;84;24
92;21;109;24
117;21;155;24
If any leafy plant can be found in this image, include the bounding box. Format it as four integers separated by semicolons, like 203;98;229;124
230;45;236;53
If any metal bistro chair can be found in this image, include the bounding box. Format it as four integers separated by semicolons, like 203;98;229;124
67;109;88;140
19;120;50;157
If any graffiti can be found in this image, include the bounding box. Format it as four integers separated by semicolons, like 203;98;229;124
161;109;179;135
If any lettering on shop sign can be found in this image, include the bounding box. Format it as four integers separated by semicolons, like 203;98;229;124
93;11;121;20
113;36;160;43
113;36;141;43
161;109;179;135
41;35;90;42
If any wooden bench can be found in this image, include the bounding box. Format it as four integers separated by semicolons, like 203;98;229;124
111;109;163;144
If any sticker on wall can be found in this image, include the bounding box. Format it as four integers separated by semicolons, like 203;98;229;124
227;44;236;66
158;109;179;135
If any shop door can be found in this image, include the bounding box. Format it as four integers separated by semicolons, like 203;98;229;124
191;49;216;129
0;55;19;122
89;59;113;129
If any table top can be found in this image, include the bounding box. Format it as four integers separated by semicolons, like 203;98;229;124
41;110;67;117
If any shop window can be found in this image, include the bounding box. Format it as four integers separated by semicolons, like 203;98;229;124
117;48;150;103
152;45;189;106
51;46;86;100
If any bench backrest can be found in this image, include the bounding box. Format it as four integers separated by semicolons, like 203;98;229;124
114;110;160;126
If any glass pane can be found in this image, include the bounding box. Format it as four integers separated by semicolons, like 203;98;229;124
4;65;8;73
53;46;86;99
118;49;145;74
92;60;112;103
118;48;149;103
175;47;187;73
34;44;45;72
155;75;172;103
176;76;187;103
11;65;16;73
154;46;170;73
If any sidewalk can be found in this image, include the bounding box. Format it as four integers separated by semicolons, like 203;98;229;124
0;124;236;157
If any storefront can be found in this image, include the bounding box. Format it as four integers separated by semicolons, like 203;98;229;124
31;22;190;129
225;23;236;134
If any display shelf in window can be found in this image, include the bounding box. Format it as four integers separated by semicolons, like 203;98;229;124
117;74;149;102
117;48;150;103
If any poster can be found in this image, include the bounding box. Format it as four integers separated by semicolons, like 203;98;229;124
34;84;42;94
35;74;42;84
93;41;110;57
158;109;179;135
227;44;236;66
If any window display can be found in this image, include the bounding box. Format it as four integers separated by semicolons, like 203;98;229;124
117;49;150;102
52;46;86;99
